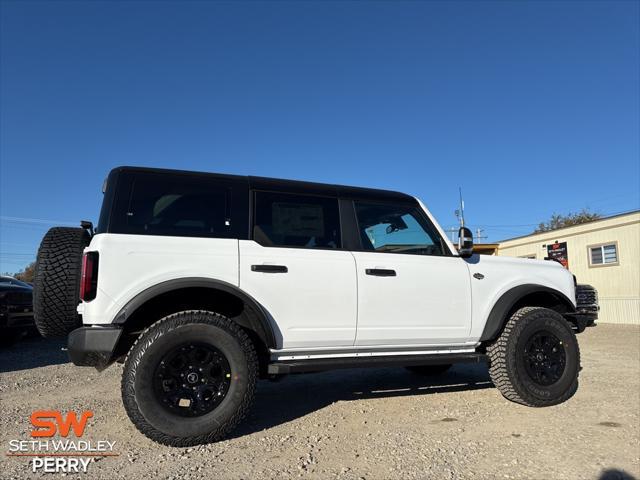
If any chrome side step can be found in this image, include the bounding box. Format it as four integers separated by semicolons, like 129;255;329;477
267;352;486;375
270;345;479;362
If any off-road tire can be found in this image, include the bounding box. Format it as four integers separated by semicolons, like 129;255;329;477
487;307;580;407
121;310;258;447
33;227;90;337
406;364;452;375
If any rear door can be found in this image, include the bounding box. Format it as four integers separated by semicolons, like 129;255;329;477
239;190;357;349
349;200;472;346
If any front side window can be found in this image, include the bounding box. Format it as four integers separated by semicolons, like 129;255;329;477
354;202;445;256
589;243;618;266
253;192;341;249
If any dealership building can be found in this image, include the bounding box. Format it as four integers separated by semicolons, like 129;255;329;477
496;210;640;325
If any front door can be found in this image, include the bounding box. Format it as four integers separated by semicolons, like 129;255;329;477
350;201;471;346
239;191;357;349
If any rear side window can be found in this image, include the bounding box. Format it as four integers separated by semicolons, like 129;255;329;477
109;172;248;238
253;192;341;249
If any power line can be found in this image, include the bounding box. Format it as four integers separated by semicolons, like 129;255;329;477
452;208;639;231
0;216;77;226
470;223;538;228
475;228;488;241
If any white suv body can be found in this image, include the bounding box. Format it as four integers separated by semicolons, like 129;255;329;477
34;166;596;446
79;218;576;353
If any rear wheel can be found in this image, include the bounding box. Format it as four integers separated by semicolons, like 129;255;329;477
33;227;89;337
487;307;580;407
121;310;258;446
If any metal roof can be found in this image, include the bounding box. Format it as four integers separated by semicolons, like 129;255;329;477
498;209;640;243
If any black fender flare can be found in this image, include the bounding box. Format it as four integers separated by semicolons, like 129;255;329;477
479;284;575;342
112;277;278;349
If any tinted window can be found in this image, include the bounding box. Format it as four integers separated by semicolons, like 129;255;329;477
354;202;445;256
253;192;341;249
121;174;234;237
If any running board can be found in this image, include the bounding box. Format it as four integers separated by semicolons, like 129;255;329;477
267;352;487;375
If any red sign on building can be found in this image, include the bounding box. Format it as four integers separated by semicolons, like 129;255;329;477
547;242;569;268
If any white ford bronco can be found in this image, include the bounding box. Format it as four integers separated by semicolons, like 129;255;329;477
33;166;598;446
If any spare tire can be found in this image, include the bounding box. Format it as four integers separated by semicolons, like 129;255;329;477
33;227;90;337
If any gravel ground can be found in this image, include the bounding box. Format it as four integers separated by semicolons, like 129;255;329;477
1;324;638;480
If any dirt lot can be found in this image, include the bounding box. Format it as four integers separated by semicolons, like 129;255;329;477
1;324;638;480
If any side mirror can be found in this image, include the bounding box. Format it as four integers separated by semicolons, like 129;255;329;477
457;227;474;258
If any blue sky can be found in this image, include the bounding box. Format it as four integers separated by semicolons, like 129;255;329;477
1;0;638;273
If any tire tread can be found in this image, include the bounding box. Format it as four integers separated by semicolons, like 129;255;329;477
487;306;580;407
121;310;258;447
33;227;89;337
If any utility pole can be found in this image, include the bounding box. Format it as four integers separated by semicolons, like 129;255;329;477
452;188;467;243
453;189;488;243
454;187;465;228
475;228;488;242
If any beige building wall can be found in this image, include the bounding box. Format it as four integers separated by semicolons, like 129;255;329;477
497;211;640;325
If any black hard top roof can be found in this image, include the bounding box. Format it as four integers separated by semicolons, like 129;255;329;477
109;166;416;203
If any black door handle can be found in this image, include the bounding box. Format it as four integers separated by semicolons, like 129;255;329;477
365;268;396;277
251;264;288;273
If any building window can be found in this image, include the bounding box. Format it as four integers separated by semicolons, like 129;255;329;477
589;243;618;266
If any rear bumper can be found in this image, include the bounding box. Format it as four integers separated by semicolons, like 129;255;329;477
67;326;122;370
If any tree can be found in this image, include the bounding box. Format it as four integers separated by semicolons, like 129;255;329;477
534;209;601;233
14;261;36;283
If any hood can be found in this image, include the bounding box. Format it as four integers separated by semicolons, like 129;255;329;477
469;254;567;270
464;253;576;309
0;284;34;294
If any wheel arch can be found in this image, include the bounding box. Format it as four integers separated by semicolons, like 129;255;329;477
109;278;278;369
479;284;575;342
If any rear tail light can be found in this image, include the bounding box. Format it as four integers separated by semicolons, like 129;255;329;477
80;252;99;301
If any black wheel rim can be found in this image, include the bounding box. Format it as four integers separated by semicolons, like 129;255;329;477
523;330;566;386
153;343;232;417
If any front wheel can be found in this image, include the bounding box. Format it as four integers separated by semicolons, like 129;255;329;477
487;307;580;407
121;310;258;446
